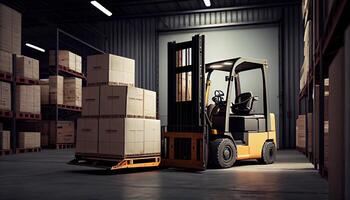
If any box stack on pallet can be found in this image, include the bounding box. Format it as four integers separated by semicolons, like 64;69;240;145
0;4;42;154
300;0;311;93
76;53;160;160
296;115;306;153
40;50;83;149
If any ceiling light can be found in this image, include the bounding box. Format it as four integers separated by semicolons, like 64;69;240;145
90;1;112;16
203;0;211;7
25;43;45;52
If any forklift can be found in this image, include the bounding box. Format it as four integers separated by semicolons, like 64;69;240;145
162;35;277;169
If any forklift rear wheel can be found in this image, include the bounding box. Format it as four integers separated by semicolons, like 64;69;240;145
210;138;236;168
258;141;276;164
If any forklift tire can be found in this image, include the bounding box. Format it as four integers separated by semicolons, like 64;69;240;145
258;141;276;164
210;138;236;168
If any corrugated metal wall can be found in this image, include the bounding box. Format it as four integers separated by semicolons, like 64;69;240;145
102;3;302;149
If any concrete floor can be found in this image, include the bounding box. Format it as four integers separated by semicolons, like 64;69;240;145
0;150;328;200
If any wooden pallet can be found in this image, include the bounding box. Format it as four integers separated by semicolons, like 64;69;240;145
16;112;41;120
87;82;134;87
98;114;145;119
0;71;13;82
16;147;41;154
0;110;13;118
55;65;85;79
57;104;82;111
0;149;12;156
16;76;40;85
55;143;75;149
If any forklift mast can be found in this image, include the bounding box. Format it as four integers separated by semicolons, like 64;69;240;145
162;35;208;170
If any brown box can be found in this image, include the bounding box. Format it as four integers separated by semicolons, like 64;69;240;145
0;50;12;74
16;85;41;114
87;54;135;85
98;118;160;156
40;79;49;105
49;75;64;105
296;115;306;149
0;130;10;150
76;118;99;154
100;85;143;117
0;81;11;111
143;89;156;118
49;50;76;71
0;4;21;54
18;132;41;148
75;54;82;73
64;77;82;107
324;121;329;169
16;55;39;80
82;86;100;116
50;121;75;144
41;121;49;146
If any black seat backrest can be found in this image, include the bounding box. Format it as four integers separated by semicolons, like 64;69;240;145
232;92;254;115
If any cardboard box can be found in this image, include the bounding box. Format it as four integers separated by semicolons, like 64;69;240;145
0;4;21;54
87;54;135;85
0;81;11;111
0;50;12;74
76;118;99;154
49;75;63;105
75;55;82;73
307;113;312;153
16;55;39;80
16;85;40;114
324;120;329;169
18;132;40;148
296;115;306;149
98;118;160;156
40;79;49;105
50;121;75;144
143;89;156;118
0;130;10;150
41;121;49;146
82;86;100;116
64;77;82;107
100;85;143;117
49;50;76;71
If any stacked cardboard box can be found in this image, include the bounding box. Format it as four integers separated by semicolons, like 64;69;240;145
49;75;64;105
0;4;21;55
49;50;82;73
296;115;306;150
0;81;11;111
0;50;12;74
16;55;39;80
16;85;40;114
18;132;40;148
87;54;135;86
40;79;49;105
41;121;75;146
77;53;159;157
300;20;311;91
64;77;82;107
0;130;10;150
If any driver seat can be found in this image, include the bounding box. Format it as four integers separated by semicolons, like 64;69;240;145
231;92;256;115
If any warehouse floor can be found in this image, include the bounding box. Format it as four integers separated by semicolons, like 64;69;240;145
0;150;327;200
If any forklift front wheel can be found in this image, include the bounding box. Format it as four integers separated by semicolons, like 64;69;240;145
210;138;237;168
258;141;276;164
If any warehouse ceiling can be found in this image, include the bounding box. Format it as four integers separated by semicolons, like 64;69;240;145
1;0;293;26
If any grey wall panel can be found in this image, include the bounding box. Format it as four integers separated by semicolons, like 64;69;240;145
101;3;302;149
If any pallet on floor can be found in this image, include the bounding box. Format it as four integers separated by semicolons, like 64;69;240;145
43;143;75;149
16;147;41;154
0;149;12;156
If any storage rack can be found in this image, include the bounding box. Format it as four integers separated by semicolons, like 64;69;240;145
298;0;350;177
0;54;42;154
41;28;105;149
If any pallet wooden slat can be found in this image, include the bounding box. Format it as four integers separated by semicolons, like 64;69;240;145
15;147;41;154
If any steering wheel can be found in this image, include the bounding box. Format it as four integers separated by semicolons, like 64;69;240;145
212;90;225;104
